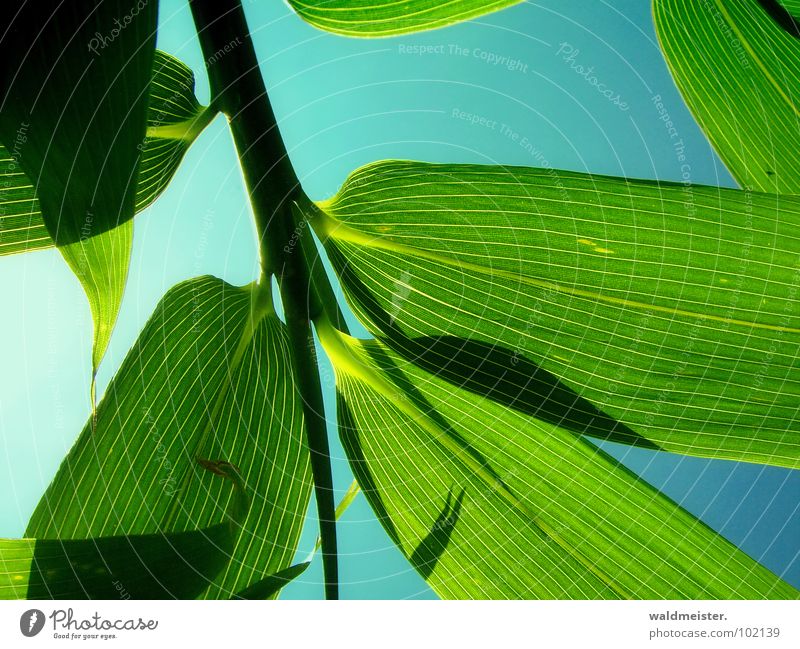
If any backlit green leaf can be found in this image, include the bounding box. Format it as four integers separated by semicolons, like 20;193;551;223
310;161;800;468
287;0;524;37
317;318;796;598
60;224;133;392
311;479;362;554
654;0;800;193
1;463;244;599
26;276;312;599
0;50;215;379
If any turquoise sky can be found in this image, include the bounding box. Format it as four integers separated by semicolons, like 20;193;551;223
0;0;797;599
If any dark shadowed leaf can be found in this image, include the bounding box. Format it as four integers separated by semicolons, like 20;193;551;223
0;50;215;381
232;562;310;599
0;462;244;599
0;51;214;258
0;528;231;599
0;0;158;244
779;0;800;17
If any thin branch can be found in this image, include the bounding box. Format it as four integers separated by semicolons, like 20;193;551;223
189;0;339;599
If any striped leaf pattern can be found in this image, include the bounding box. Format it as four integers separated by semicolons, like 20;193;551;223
0;0;157;246
311;160;800;468
0;50;214;258
0;525;233;599
0;50;215;376
136;51;216;214
317;319;797;598
287;0;523;37
60;222;134;383
0;143;49;255
1;462;244;599
654;0;800;193
22;276;312;599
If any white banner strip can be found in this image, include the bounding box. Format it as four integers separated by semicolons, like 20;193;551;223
1;600;798;648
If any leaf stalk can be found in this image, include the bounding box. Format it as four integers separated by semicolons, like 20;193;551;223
189;0;339;599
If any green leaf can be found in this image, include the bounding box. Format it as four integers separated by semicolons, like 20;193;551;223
334;479;361;520
232;562;310;600
26;276;312;599
311;479;361;554
0;51;214;258
654;0;800;193
0;527;231;599
0;1;158;244
0;50;215;379
286;0;524;37
1;462;245;599
778;0;800;17
309;161;800;468
316;318;797;599
135;51;217;213
0;144;49;255
61;224;133;391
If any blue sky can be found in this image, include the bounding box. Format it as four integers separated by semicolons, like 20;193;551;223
0;0;797;599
